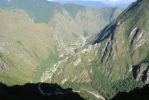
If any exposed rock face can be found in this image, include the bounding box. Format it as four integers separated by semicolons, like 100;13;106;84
145;69;149;84
133;63;149;83
0;57;8;70
91;0;149;82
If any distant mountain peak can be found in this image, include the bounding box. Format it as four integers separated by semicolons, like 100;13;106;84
8;0;11;2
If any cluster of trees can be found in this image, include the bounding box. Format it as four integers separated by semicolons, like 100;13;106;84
90;59;144;99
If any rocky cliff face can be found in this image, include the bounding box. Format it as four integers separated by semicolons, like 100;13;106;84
92;0;149;83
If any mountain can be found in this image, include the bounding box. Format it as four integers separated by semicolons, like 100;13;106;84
49;0;130;8
0;0;122;42
51;0;149;99
0;0;122;86
1;0;147;100
54;1;108;8
75;2;129;8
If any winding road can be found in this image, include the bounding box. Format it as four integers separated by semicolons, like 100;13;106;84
81;89;105;100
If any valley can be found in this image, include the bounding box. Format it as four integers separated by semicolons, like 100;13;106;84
0;0;148;100
0;0;122;85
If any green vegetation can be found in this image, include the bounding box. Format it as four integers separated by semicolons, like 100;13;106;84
0;0;123;86
113;74;144;93
33;50;60;82
51;0;149;99
0;0;62;23
64;4;85;19
1;0;149;100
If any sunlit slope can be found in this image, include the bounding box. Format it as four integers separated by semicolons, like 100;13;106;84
0;0;123;85
0;9;59;85
0;0;123;43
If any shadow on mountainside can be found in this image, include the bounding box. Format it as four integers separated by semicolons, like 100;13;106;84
112;84;149;100
0;82;85;100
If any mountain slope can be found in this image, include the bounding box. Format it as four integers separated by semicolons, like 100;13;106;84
0;9;60;84
0;0;122;42
92;0;149;82
57;1;108;8
0;0;123;86
51;0;149;99
0;0;62;23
